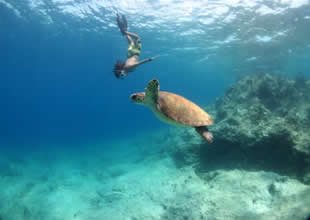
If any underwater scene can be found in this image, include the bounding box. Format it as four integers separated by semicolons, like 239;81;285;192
1;0;310;219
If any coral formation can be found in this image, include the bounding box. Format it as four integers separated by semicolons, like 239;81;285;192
167;73;310;183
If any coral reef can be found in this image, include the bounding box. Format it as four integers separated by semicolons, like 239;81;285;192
167;73;310;183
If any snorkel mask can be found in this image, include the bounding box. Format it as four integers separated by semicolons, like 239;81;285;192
119;70;127;79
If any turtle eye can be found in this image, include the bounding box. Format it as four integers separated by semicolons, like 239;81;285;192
131;95;137;100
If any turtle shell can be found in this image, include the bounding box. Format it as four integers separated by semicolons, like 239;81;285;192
157;91;213;127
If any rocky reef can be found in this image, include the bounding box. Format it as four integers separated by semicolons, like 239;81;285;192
167;73;310;183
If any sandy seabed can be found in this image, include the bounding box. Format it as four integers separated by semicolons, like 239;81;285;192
0;130;309;220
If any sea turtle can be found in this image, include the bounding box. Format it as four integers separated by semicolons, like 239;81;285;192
130;79;214;143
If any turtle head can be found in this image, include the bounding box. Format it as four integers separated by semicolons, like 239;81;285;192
130;92;146;105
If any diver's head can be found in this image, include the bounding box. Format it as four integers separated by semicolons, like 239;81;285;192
130;92;145;105
113;61;127;79
116;70;128;79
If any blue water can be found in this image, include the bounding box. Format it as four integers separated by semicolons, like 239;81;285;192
0;4;230;147
1;1;310;148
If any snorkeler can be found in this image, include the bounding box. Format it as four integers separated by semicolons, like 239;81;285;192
113;14;158;79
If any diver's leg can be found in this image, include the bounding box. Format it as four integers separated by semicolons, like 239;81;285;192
124;31;140;41
126;34;134;45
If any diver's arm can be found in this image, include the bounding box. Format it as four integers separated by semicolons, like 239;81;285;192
138;56;159;65
137;58;153;65
124;31;141;41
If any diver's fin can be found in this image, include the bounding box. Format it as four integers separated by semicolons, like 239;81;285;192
116;14;121;27
116;14;127;36
122;15;128;31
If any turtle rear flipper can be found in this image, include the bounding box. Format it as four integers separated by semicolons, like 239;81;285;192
195;126;213;144
145;79;159;105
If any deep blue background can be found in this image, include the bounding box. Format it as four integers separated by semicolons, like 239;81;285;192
0;5;229;147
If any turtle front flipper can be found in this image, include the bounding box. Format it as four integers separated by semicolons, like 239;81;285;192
195;126;213;144
145;79;160;105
